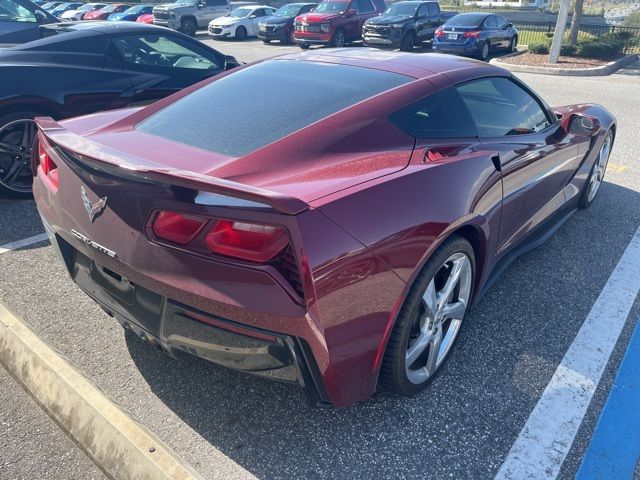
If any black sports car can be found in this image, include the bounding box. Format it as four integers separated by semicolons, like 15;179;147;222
0;21;239;197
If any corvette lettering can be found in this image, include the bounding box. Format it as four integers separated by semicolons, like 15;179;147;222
71;230;117;258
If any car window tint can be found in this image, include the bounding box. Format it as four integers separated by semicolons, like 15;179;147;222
356;0;374;13
207;0;226;5
0;0;37;22
416;3;427;17
138;60;410;157
426;3;437;16
388;87;477;139
483;15;497;28
112;34;220;70
457;78;552;137
496;15;508;28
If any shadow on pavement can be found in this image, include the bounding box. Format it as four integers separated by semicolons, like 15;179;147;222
126;180;640;479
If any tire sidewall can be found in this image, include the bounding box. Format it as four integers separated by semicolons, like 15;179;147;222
181;18;196;36
400;31;415;52
236;25;247;41
380;236;475;396
479;41;489;60
0;111;40;198
579;129;613;209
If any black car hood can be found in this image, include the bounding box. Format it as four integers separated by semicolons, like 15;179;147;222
261;16;295;25
366;14;412;25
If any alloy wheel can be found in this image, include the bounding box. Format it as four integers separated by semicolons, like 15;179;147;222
333;30;345;48
0;119;36;194
481;42;489;60
587;132;612;203
405;252;472;384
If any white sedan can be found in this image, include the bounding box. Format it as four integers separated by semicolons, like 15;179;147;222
60;2;107;21
208;5;276;40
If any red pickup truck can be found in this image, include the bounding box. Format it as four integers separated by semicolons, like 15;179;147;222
293;0;387;49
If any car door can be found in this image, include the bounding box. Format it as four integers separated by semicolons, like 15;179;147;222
205;0;229;23
414;3;429;41
109;33;224;106
456;77;583;255
482;15;498;49
351;0;375;39
495;15;511;47
424;2;440;38
248;8;269;36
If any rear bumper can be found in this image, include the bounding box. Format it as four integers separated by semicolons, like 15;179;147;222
432;41;479;55
41;216;331;406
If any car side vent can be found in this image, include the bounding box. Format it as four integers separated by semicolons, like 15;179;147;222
279;247;305;299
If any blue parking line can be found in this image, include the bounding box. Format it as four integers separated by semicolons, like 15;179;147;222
576;318;640;480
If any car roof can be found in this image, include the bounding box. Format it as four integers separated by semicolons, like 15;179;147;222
39;21;164;35
275;48;508;81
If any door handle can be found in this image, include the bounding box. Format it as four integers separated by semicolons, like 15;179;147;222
491;154;502;172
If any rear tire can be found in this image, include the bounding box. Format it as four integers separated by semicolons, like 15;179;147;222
400;31;415;52
262;39;271;44
235;25;247;41
478;41;489;60
0;111;40;198
180;18;197;37
380;236;475;396
509;36;517;53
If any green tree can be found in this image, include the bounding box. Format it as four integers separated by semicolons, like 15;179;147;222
623;11;640;28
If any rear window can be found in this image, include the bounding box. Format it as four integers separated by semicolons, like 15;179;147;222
446;13;486;27
137;60;410;157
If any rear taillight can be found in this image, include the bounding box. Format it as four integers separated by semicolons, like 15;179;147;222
435;27;444;37
37;137;58;192
149;210;289;263
463;30;481;38
205;220;289;263
152;211;207;245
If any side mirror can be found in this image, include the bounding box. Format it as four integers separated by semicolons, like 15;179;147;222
224;55;238;70
197;0;205;8
346;8;356;16
249;14;256;18
35;10;47;22
561;113;599;136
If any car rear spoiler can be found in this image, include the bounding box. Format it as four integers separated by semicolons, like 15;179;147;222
35;117;309;215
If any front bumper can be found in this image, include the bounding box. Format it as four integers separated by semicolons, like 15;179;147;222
362;34;401;48
208;25;235;37
293;30;331;45
41;218;331;406
153;18;181;29
258;26;290;41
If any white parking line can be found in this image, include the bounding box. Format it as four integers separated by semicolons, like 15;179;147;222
0;233;49;255
496;225;640;480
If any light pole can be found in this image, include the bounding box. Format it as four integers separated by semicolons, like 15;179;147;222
548;0;571;63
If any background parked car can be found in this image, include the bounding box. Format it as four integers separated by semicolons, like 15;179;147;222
0;0;57;44
363;1;456;51
136;12;153;23
433;12;518;60
208;5;276;40
49;2;82;17
84;3;132;20
153;0;231;37
0;22;239;197
108;4;154;21
40;1;62;10
60;2;107;20
294;0;386;50
258;3;315;45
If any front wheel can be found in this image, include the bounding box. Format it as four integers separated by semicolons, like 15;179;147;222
329;29;345;48
262;39;271;44
298;42;310;50
508;36;517;53
400;31;415;52
235;25;247;41
0;113;40;198
579;130;613;209
180;18;197;37
380;236;474;395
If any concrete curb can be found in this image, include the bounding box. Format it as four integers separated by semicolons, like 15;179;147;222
490;53;639;76
0;301;204;480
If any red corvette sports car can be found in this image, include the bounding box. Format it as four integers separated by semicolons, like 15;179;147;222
33;50;615;407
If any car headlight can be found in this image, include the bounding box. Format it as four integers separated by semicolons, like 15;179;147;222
390;23;404;28
274;23;287;27
320;23;330;33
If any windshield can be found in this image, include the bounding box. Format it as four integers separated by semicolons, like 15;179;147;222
229;7;252;17
0;0;37;22
125;5;145;13
101;4;119;12
314;1;348;13
385;3;418;16
274;4;303;17
172;0;196;4
446;13;486;27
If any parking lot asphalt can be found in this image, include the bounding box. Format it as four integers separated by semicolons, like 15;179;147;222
1;44;639;479
0;366;106;480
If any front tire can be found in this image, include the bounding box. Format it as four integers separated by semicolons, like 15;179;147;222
299;42;310;50
180;18;197;37
380;236;475;396
329;28;345;48
400;31;415;52
235;25;247;41
579;130;613;209
262;39;271;44
0;112;40;198
509;35;517;53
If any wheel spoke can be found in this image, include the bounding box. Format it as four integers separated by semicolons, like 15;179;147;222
437;257;465;309
1;158;26;185
0;141;21;156
422;279;437;319
406;330;431;366
441;299;466;320
425;326;443;375
20;121;35;149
